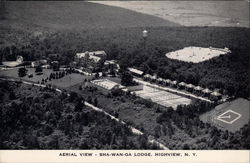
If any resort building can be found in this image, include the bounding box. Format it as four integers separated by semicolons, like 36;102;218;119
128;68;144;77
75;51;107;72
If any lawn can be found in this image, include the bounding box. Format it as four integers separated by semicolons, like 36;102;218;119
0;68;93;88
48;73;92;88
200;98;250;132
0;68;53;83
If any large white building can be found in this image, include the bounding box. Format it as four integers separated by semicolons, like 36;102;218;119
75;51;107;72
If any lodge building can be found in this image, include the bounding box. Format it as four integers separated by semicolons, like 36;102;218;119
75;51;107;72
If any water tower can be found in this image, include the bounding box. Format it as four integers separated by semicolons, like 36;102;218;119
142;30;148;49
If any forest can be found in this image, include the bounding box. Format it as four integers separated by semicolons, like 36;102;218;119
1;26;249;98
0;81;159;149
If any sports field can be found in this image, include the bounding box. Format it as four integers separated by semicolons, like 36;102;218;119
166;47;230;63
134;85;192;109
200;98;250;132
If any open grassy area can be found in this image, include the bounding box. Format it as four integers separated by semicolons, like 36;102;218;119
0;68;53;83
0;68;93;88
200;98;250;132
48;73;92;88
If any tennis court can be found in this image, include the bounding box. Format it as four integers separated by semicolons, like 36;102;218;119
134;85;192;109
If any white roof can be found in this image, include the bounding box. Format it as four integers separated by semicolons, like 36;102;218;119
92;79;123;90
164;79;171;83
186;83;195;88
104;60;116;65
89;55;101;62
178;82;187;86
128;68;143;75
157;78;163;81
90;51;106;56
211;91;222;96
194;86;203;90
170;80;177;84
203;88;212;93
76;51;103;63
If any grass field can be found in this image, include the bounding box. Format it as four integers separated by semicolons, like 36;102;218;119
0;68;92;88
200;98;250;132
134;85;192;109
48;73;92;88
0;68;53;83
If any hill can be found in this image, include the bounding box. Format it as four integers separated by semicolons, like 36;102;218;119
1;1;179;32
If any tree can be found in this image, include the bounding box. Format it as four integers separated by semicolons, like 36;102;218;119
35;65;43;73
75;98;85;112
121;71;133;86
183;143;190;150
18;67;27;77
95;72;99;79
9;91;16;100
87;96;92;104
94;98;98;106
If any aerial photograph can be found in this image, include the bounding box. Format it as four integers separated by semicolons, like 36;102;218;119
0;0;249;150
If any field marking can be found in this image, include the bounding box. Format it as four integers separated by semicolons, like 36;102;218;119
216;109;242;124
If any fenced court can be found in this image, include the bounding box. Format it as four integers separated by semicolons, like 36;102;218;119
134;85;192;109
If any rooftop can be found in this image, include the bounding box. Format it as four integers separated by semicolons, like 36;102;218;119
92;79;124;90
128;68;144;75
76;51;106;63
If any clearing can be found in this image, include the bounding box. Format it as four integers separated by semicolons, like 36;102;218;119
166;47;231;63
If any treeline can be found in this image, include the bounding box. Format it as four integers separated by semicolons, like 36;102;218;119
156;102;250;149
0;81;159;149
1;26;249;97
